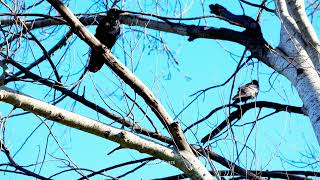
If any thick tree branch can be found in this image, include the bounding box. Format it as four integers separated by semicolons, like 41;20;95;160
45;0;196;156
2;32;264;180
285;0;320;72
0;86;212;179
168;122;193;152
1;1;319;179
201;101;304;143
6;57;266;180
4;58;173;145
4;61;262;180
0;13;251;47
155;169;316;180
276;0;320;73
269;1;320;145
209;4;259;30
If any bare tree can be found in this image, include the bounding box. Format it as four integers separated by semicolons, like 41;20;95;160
0;0;319;179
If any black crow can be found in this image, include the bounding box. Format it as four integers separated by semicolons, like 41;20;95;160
87;8;120;73
232;80;259;103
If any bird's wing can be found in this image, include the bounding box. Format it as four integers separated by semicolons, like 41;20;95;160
233;82;259;102
242;84;258;97
240;82;252;89
232;89;244;100
234;84;253;98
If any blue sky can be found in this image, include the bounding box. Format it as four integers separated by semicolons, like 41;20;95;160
1;0;320;179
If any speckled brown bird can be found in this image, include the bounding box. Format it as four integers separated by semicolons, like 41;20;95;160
232;80;259;103
87;8;120;73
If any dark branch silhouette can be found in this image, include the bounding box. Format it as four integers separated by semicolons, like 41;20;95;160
201;101;304;144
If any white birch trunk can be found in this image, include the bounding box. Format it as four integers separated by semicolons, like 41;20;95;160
262;0;320;144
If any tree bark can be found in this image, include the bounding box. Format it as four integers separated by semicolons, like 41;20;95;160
44;0;213;178
0;86;212;179
268;0;320;145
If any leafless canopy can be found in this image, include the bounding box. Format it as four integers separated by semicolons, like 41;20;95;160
0;0;319;179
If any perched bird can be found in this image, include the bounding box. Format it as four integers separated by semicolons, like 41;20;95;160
232;80;259;103
87;8;121;73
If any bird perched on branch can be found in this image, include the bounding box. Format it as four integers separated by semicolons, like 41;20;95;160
232;80;259;103
87;8;121;73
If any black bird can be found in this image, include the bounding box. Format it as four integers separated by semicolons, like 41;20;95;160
232;80;259;103
87;8;121;73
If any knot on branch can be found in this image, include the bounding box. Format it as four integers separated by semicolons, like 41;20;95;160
208;4;270;58
297;68;304;75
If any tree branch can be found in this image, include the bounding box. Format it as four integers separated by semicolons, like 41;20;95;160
285;0;320;72
0;12;250;47
77;157;155;179
45;0;196;156
194;146;263;180
201;101;304;143
5;58;173;145
0;140;51;180
154;169;316;180
240;0;275;13
0;86;211;179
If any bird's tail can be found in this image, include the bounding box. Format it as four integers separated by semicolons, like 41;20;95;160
87;50;105;73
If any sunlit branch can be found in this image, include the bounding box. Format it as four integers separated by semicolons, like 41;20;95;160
46;0;196;156
0;86;211;179
4;59;263;180
154;169;316;180
5;58;173;144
